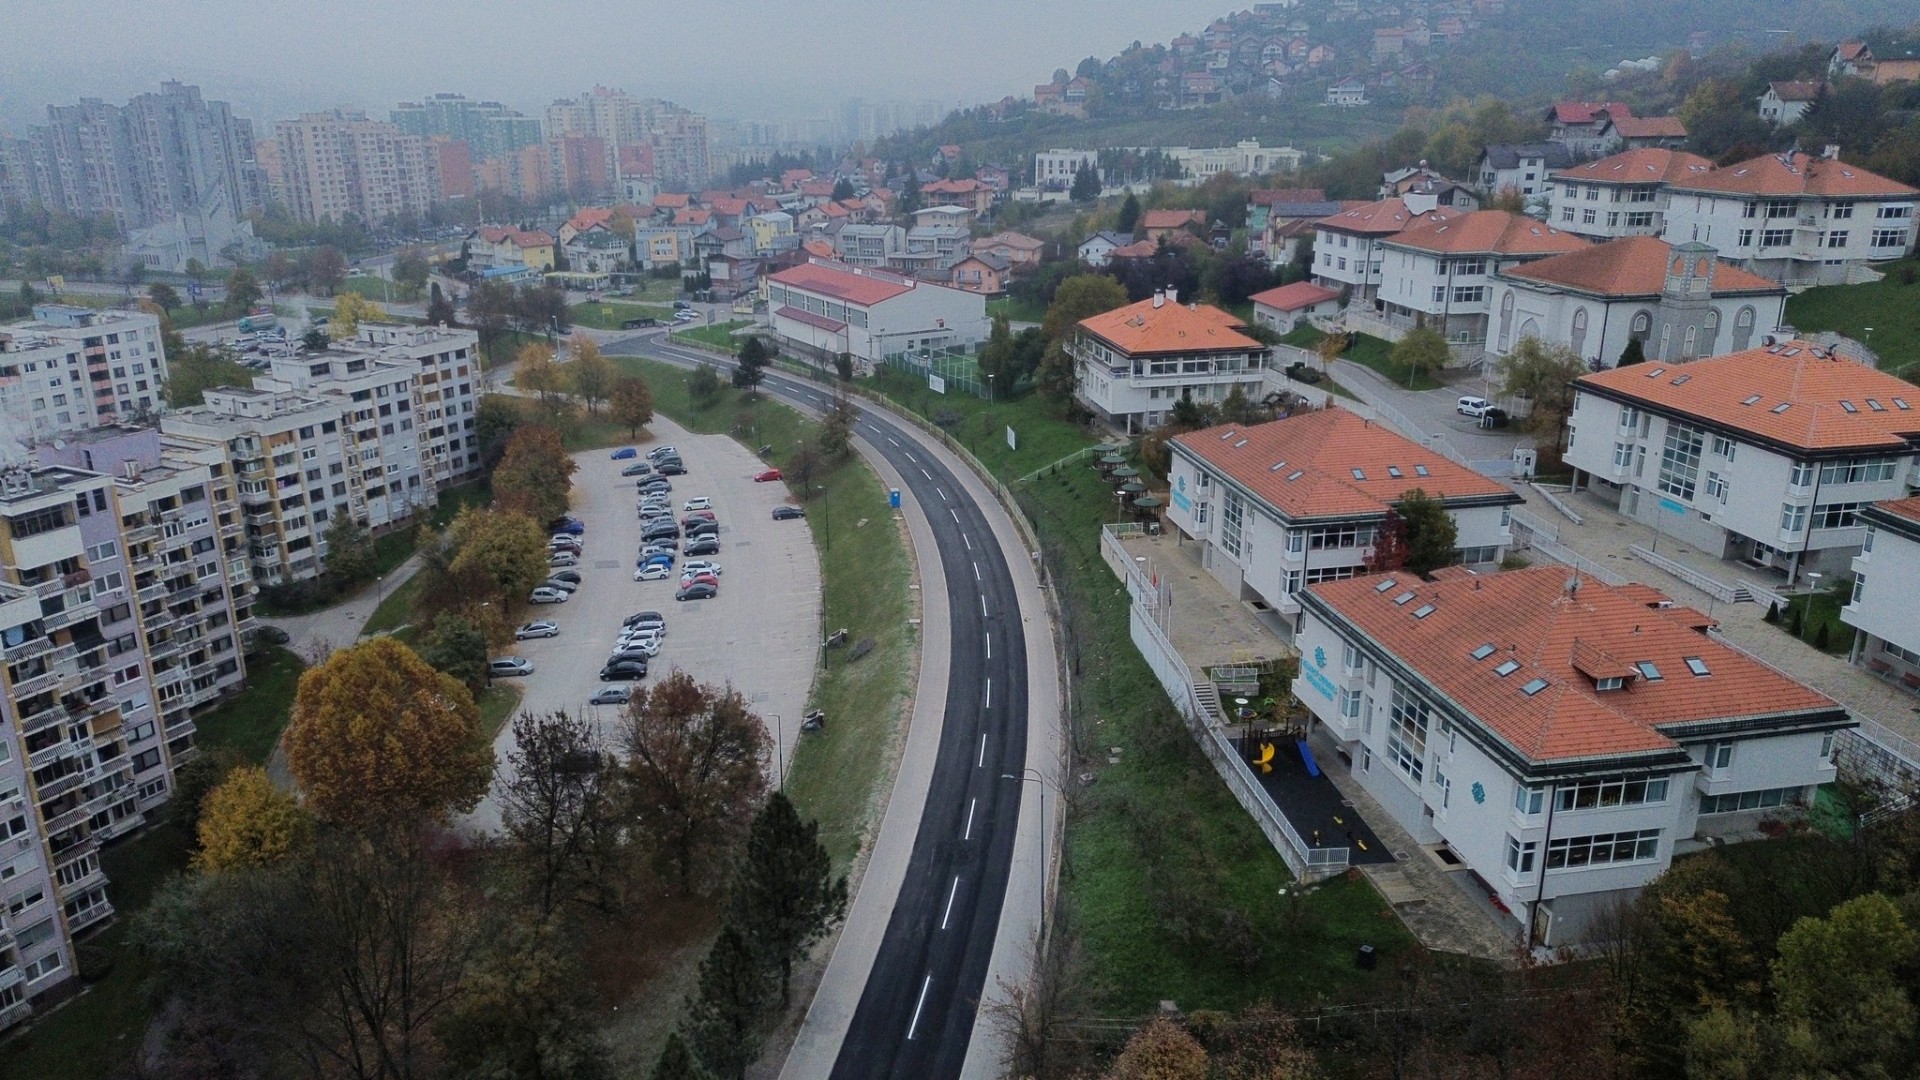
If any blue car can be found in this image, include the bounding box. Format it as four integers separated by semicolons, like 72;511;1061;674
611;447;638;460
552;519;585;536
636;552;675;569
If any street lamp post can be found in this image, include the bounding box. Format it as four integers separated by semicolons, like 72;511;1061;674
768;714;783;790
1001;769;1051;931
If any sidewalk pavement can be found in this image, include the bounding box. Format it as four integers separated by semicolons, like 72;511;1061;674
1522;486;1920;745
260;553;427;667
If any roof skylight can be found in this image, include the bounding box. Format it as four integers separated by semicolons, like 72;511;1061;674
1841;400;1858;414
1742;394;1762;405
1771;402;1792;414
1352;468;1366;480
1471;643;1497;660
1375;579;1398;593
1414;464;1430;477
1684;656;1710;676
1493;659;1521;677
1636;661;1663;681
1413;603;1436;619
1393;591;1416;605
1646;367;1666;378
1521;678;1549;696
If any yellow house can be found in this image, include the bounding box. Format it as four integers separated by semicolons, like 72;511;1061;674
468;226;556;273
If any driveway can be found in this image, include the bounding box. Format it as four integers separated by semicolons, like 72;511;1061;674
467;411;823;830
1327;356;1534;470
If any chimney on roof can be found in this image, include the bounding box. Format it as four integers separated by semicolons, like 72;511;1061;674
1166;286;1178;305
1152;289;1165;309
1822;144;1841;160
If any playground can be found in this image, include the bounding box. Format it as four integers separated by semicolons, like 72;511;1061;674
1234;720;1394;866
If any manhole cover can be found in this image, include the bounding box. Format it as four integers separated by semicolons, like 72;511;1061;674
1394;850;1411;861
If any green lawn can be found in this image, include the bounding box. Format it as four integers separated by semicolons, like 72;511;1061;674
0;646;306;1080
255;479;487;618
478;683;523;741
1771;587;1854;656
1784;263;1920;380
1284;325;1444;391
669;320;752;351
568;299;676;331
608;358;916;871
986;296;1048;324
844;380;1417;1012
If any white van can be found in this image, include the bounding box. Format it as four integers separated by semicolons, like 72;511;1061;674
1456;396;1493;418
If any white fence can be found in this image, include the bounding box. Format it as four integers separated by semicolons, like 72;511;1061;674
1100;526;1348;880
1629;544;1738;604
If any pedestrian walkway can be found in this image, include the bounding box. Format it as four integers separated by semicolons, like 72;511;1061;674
259;553;427;667
1517;486;1920;745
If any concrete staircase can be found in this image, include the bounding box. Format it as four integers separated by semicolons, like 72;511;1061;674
1191;681;1225;725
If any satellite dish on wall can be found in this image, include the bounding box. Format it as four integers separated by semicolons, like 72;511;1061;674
51;439;66;450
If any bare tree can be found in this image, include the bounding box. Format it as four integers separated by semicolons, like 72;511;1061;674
620;671;769;893
987;929;1091;1080
496;710;626;918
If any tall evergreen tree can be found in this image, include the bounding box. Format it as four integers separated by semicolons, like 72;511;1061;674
1070;164;1101;203
1398;489;1460;577
651;1031;711;1080
1618;337;1647;366
1116;191;1142;235
727;792;848;1004
426;281;458;327
733;336;769;394
681;924;772;1080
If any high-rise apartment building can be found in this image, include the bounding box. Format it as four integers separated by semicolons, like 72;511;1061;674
391;93;543;162
0;428;250;1028
269;111;440;225
160;326;483;585
0;306;168;439
0;83;267;270
543;88;709;191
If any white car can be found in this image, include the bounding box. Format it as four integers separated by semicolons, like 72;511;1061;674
617;627;663;648
529;586;570;604
1456;395;1493;418
611;637;661;657
634;563;673;581
514;621;559;639
682;497;713;512
647;446;678;461
547;551;579;567
679;560;723;578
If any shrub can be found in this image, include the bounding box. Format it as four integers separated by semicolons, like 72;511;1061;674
1813;622;1831;650
1764;600;1781;624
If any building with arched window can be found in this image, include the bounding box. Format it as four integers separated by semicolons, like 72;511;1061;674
1487;237;1786;368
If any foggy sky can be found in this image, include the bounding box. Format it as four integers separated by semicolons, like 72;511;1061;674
0;0;1240;129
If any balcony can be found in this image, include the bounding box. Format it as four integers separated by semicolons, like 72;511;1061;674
55;863;107;902
7;668;57;698
121;523;159;546
34;771;85;803
10;524;84;573
18;701;66;737
28;738;85;771
40;804;89;838
64;900;113;935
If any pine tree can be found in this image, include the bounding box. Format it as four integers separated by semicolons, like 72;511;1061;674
1398;489;1459;577
1618;337;1647;366
681;925;772;1080
727;792;848;1005
1814;622;1831;650
651;1032;711;1080
1786;603;1803;635
1764;600;1781;624
733;336;768;394
425;281;458;327
1070;164;1101;203
1116;192;1142;236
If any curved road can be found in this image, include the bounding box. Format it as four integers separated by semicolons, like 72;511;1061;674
607;333;1033;1079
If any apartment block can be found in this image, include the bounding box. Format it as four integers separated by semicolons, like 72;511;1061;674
0;305;167;438
0;436;248;1028
1844;497;1920;688
269;110;440;225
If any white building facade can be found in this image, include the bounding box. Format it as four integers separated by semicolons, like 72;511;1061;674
1843;498;1920;687
1375;211;1587;347
1548;149;1716;242
0;306;168;439
765;260;987;365
1069;294;1270;434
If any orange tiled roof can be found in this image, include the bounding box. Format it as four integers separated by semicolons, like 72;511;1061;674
1869;495;1920;528
1837;42;1869;61
802;238;836;259
1108;240;1160;259
1314;197;1450;236
1576;341;1920;452
1142;209;1206;230
566;208;613;232
1173;408;1516;521
1553;101;1632;125
1078;296;1261;355
1552;148;1713;186
1610;116;1688;139
769;261;913;307
1304;566;1842;764
1500;237;1782;298
653;193;690;209
1385;210;1586;256
973;230;1045;251
1668;151;1916;198
1769;80;1825;102
673;208;711;226
1249;281;1342;311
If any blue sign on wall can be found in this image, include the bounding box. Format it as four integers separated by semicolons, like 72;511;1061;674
1658;497;1685;515
1300;663;1337;701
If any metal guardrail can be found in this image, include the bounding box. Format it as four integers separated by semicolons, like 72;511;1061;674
1100;526;1348;879
1737;578;1789;611
1518;532;1629;586
1629;544;1738;604
1528;485;1587;525
1510;509;1561;544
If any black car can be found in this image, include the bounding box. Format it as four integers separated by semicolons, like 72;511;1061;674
549;570;582;586
642;519;681;537
772;505;806;520
684;537;721;557
1479;407;1511;430
638;478;673;493
657;461;688;476
608;648;655;666
675;581;718;602
621;462;653;477
685;521;719;540
600;660;649;681
623;610;665;629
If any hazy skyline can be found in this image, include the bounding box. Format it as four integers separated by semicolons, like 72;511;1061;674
1;0;1243;131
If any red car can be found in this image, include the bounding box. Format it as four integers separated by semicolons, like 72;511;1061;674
753;468;783;482
681;572;721;590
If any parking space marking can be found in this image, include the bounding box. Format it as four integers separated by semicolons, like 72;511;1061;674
941;876;961;929
964;797;976;840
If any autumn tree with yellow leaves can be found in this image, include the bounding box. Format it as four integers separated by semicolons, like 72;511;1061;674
491;424;575;524
285;637;493;827
326;290;383;340
193;765;312;872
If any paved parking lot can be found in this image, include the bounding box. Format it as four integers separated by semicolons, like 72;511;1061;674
469;413;823;829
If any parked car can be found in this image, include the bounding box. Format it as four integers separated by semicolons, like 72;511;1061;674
617;629;663;650
657;461;688;476
640;540;678;558
682;497;712;512
680;572;720;591
753;468;783;482
514;621;559;640
634;563;672;581
675;581;718;601
638;479;673;494
590;685;634;705
529;586;570;604
549;570;582;586
1456;395;1493;418
647;446;678;461
550;518;585;536
673;310;697;323
489;657;534;677
608;646;657;665
599;660;649;681
542;578;580;595
679;560;722;578
548;534;582;551
1480;407;1511;430
772;505;806;520
682;512;717;528
611;447;638;459
1284;361;1325;384
672;300;691;311
685;520;719;539
642;523;681;543
623;610;666;630
621;462;653;477
684;537;721;557
548;551;579;567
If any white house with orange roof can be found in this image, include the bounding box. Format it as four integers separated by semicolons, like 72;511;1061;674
1660;149;1917;286
1566;341;1920;582
1549;148;1716;241
1068;293;1272;434
764;259;986;364
1489;237;1787;367
1844;497;1920;688
1249;281;1343;334
1375;210;1588;346
1310;196;1454;301
1163;410;1522;623
1293;565;1851;945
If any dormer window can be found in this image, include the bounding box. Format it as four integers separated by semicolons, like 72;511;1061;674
1596;676;1625;691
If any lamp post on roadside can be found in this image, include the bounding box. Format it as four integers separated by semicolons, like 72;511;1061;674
768;714;783;790
1001;769;1054;932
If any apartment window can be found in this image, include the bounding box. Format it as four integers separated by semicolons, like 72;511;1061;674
1219;490;1245;559
1876;204;1912;219
1582;208;1597;225
1546;830;1661;869
1283;569;1302;594
1789;460;1815;487
1737;229;1754;248
1626;212;1654;229
1562;207;1575;222
1452;286;1485;304
1657;423;1704;500
1514;785;1545;816
1338;688;1362;721
1613;441;1633;469
1819;457;1898;484
1385;682;1429;783
1864;526;1875;554
1830;203;1854;219
1435;769;1452;810
1505;835;1537;876
1825;230;1849;248
1780;503;1809;535
1813;502;1865;530
1700;787;1802;814
1555;776;1669;811
1704;472;1727;502
1706;741;1735;773
1851;574;1866;605
1710;436;1735;459
1759;228;1792;248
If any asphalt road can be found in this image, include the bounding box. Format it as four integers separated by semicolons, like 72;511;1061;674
607;333;1032;1079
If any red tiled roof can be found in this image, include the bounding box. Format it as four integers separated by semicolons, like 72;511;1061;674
776;305;848;333
566;208;613;232
1610;116;1688;139
1870;495;1920;528
1249;281;1342;311
1552;148;1714;186
972;230;1045;252
1172;408;1515;520
1078;297;1260;355
1769;80;1825;102
1837;42;1869;61
474;226;552;248
1314;197;1449;236
1553;101;1632;124
1500;237;1782;298
769;261;913;307
924;178;985;195
653;193;690;208
1386;210;1586;256
1576;341;1920;452
1108;240;1160;259
802;238;836;259
673;208;711;226
1142;209;1206;230
1305;567;1841;764
1667;152;1917;198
